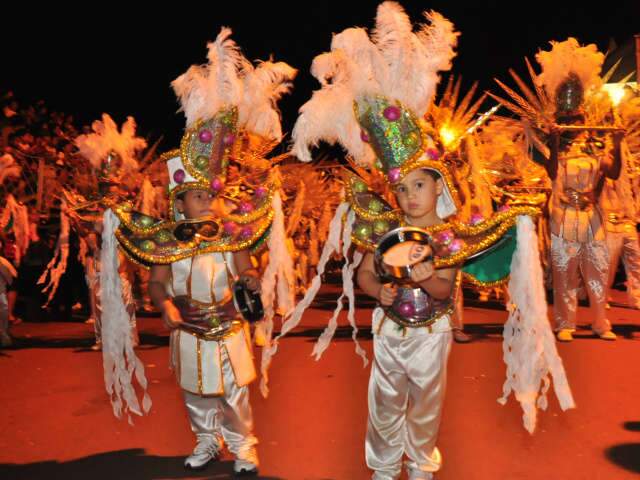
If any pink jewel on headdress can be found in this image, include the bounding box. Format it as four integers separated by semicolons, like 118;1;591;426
498;204;510;213
210;177;224;192
436;229;454;245
173;169;186;184
398;302;415;317
198;129;213;143
240;226;253;238
360;130;370;142
239;202;254;214
222;133;236;146
254;186;267;199
388;168;401;183
383;106;401;121
426;148;440;160
470;213;484;225
223;222;237;235
448;238;464;254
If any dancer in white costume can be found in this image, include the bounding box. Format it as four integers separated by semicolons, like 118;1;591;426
262;3;574;478
114;28;296;475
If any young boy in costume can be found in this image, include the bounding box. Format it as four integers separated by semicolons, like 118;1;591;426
266;3;575;478
113;28;296;475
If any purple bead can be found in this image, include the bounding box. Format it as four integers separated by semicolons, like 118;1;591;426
210;177;224;192
436;229;454;245
222;133;236;146
239;202;254;214
198;129;213;143
470;213;484;225
426;148;440;160
449;238;464;254
397;301;415;317
388;167;401;183
240;226;253;238
254;186;267;199
383;106;401;121
223;222;237;235
173;169;186;184
360;130;370;142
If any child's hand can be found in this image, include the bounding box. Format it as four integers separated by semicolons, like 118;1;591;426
161;299;183;329
240;269;261;293
378;283;397;306
411;260;434;284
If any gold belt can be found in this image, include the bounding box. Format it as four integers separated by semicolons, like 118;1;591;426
607;213;630;225
560;189;595;210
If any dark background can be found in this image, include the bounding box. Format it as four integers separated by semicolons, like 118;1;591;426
1;1;638;150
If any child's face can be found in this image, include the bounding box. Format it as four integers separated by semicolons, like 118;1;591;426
175;189;215;219
394;169;443;219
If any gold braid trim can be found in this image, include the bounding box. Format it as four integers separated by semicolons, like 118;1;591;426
350;205;541;266
461;272;509;289
115;212;273;265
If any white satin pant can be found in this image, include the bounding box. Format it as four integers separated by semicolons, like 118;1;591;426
366;330;452;480
551;234;611;334
606;229;640;307
182;347;258;465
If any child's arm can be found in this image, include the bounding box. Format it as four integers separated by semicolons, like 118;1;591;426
357;252;396;306
149;264;182;329
233;249;260;292
410;261;457;300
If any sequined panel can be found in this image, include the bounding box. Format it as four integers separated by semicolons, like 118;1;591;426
357;98;422;171
185;108;238;181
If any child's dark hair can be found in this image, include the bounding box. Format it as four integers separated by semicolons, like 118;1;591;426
420;168;441;181
175;191;187;201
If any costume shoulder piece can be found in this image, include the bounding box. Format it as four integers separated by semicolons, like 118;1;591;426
346;171;540;284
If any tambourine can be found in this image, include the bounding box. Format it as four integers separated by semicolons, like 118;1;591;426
233;281;264;323
374;227;434;282
174;216;220;242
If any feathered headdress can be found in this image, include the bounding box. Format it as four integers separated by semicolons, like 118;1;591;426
275;3;574;434
293;2;458;182
114;27;297;399
535;38;604;114
74;114;147;182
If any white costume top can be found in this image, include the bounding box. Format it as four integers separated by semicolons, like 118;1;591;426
169;252;256;396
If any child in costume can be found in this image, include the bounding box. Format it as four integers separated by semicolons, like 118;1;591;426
113;28;296;474
264;3;575;478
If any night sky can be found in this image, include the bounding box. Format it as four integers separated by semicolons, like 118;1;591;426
2;1;638;151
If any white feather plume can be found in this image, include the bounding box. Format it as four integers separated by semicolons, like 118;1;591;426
292;1;457;164
172;27;248;127
292;49;375;165
74;114;146;172
239;60;297;141
173;27;295;143
535;38;604;101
